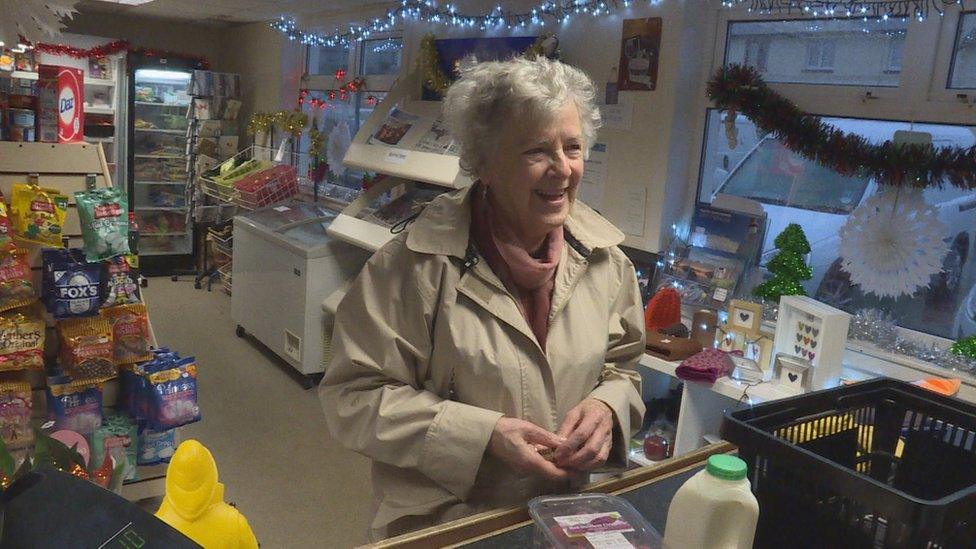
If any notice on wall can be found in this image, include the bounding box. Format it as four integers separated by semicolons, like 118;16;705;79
619;186;647;237
599;98;633;131
580;142;609;212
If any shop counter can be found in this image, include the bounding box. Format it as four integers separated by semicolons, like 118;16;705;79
364;441;734;549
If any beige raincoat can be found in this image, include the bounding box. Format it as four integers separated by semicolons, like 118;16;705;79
319;185;646;540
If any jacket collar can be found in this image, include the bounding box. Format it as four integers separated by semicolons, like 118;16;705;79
405;184;625;259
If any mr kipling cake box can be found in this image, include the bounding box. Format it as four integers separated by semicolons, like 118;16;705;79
37;65;85;143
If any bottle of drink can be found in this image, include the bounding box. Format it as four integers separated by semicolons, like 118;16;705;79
663;454;759;549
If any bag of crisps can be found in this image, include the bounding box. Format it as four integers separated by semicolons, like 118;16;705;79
0;304;45;371
58;315;116;382
11;183;68;247
0;371;32;449
0;192;14;251
101;303;153;364
0;248;36;313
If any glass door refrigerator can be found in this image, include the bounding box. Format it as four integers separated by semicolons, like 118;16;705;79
126;52;201;275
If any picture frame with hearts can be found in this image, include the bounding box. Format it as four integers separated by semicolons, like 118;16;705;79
772;353;812;394
772;295;851;391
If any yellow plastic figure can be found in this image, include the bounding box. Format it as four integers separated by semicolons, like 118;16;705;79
156;440;258;549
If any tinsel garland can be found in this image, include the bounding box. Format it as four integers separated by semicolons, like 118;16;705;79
952;336;976;361
849;309;976;374
27;38;128;59
418;34;451;97
246;112;276;136
274;110;308;138
708;64;976;190
18;37;210;68
756;304;976;374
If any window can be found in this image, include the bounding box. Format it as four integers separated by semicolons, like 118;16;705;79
697;110;976;339
887;36;904;73
949;12;976;88
360;38;403;76
744;37;769;72
805;38;836;71
307;43;350;76
725;18;909;86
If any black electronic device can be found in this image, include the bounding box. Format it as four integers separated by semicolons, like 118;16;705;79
0;468;200;548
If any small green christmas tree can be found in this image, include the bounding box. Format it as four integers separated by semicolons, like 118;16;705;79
753;223;813;302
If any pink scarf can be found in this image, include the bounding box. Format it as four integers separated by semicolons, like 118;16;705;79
471;185;564;349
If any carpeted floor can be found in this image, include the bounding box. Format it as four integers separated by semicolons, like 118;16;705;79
144;277;372;548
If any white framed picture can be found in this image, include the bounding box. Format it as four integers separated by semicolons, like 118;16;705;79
772;353;812;394
773;296;851;390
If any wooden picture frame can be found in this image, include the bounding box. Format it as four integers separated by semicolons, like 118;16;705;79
728;299;763;337
772;353;812;394
773;295;851;390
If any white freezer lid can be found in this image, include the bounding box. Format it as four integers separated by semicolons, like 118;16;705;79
234;201;345;259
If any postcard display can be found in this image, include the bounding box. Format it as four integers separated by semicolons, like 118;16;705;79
653;204;766;313
185;70;242;224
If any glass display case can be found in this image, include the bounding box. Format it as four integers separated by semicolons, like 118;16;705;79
129;67;192;264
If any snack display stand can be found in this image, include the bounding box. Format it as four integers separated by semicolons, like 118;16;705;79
0;141;194;502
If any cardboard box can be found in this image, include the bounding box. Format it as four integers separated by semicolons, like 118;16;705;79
37;65;85;143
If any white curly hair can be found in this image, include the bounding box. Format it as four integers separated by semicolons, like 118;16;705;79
442;56;601;178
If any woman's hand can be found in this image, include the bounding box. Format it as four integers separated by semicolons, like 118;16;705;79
553;399;614;472
488;417;573;481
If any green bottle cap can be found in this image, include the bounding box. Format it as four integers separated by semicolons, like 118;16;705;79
706;454;748;481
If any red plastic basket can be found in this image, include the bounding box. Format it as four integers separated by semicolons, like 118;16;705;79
232;164;298;209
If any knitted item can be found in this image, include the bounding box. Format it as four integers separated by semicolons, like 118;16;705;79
675;348;736;384
645;287;681;332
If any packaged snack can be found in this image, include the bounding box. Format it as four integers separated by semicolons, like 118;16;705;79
46;375;103;436
0;195;14;251
42;248;102;318
11;184;68;247
101;256;141;307
101;304;153;364
0;305;45;371
0;372;32;449
148;358;200;431
137;424;177;466
0;248;36;313
75;187;130;261
58;315;116;381
92;412;138;482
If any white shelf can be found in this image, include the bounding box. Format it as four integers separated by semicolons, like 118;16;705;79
638;354;797;405
86;106;115;115
142;231;190;236
134;154;185;159
134;101;188;108
137;206;188;211
6;70;115;87
135;128;185;135
136;181;183;186
326;213;394;252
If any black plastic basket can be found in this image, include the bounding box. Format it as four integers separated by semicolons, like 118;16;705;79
721;377;976;548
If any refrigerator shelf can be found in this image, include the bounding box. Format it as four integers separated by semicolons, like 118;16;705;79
134;101;188;107
135;128;185;135
134;154;185;160
135;181;184;186
136;206;188;211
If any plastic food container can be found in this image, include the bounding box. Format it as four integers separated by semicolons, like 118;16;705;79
528;493;662;549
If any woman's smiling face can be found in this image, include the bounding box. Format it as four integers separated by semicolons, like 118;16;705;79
480;101;585;249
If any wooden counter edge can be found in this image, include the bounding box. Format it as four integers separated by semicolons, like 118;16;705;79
362;441;735;549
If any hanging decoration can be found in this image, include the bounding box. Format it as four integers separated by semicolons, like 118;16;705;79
720;0;955;21
849;309;976;374
327;121;353;179
0;0;77;50
16;36;210;69
27;38;128;59
274;110;308;138
708;65;976;190
525;33;561;60
838;189;947;298
246;112;277;136
271;0;650;47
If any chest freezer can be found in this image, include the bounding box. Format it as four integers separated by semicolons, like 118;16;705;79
231;201;370;381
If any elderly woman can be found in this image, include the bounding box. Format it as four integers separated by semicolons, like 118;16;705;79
320;56;646;541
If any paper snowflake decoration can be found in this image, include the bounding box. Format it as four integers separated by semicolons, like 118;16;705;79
838;189;947;299
326;121;352;178
0;0;78;48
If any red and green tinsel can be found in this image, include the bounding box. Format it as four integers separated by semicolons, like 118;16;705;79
708;64;976;190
